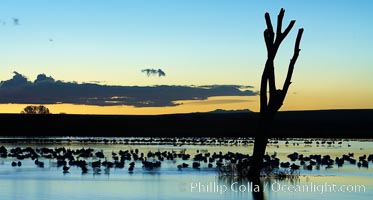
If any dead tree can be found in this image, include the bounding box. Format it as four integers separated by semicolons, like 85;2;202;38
249;8;304;178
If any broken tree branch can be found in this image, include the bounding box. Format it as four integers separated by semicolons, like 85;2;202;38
282;20;296;41
283;28;304;94
276;8;285;38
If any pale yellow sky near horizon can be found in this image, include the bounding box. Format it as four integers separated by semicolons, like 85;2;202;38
0;96;255;115
0;94;371;115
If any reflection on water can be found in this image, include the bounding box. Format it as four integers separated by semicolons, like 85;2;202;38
0;137;372;200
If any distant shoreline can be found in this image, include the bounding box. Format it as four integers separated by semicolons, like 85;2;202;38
0;109;372;138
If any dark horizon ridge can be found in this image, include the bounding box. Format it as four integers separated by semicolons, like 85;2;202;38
0;109;372;138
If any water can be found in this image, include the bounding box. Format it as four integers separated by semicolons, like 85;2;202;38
0;137;372;200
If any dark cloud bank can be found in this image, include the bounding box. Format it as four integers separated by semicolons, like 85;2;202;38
0;72;257;107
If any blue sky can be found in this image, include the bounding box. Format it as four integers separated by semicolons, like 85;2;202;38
0;0;372;111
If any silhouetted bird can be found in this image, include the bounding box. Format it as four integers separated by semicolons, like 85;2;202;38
63;165;70;173
35;159;44;168
128;165;134;173
81;165;88;174
280;162;290;168
192;162;200;168
290;163;300;170
128;161;135;173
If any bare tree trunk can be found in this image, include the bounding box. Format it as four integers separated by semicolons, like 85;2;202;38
249;8;304;178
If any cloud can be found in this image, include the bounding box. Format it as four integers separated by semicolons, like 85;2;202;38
1;71;30;87
0;17;20;26
34;74;55;83
0;72;257;107
86;80;106;84
12;18;19;25
142;68;166;77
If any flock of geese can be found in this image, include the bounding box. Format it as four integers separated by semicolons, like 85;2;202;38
0;140;371;176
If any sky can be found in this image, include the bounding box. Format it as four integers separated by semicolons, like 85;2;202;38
0;0;372;114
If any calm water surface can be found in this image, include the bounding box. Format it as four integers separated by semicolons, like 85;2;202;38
0;137;372;200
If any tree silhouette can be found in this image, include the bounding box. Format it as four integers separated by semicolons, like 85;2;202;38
249;8;304;177
21;105;51;114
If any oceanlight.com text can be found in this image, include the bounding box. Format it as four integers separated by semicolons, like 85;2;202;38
270;181;366;194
